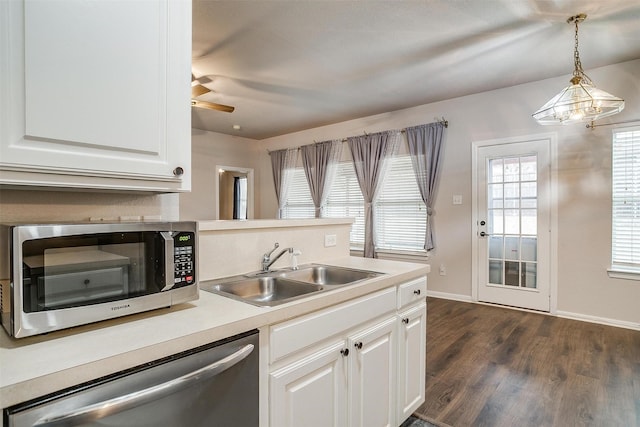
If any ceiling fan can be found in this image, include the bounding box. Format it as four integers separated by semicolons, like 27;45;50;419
191;76;235;113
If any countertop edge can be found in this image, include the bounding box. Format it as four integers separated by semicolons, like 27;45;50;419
198;218;354;231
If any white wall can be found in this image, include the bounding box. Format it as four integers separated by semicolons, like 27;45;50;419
256;59;640;327
0;189;179;224
180;129;263;220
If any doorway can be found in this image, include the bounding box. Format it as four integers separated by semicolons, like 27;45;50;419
472;134;557;312
216;166;254;220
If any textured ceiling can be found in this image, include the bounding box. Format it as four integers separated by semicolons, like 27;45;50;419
191;0;640;140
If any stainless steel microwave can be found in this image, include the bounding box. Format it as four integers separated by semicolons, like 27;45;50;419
0;222;198;338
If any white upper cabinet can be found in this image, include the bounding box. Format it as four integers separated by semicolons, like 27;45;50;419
0;0;192;192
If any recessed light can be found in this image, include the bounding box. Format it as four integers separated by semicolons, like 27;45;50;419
233;124;241;130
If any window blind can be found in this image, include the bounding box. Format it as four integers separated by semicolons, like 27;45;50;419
325;162;365;248
282;168;315;219
612;126;640;270
375;156;427;252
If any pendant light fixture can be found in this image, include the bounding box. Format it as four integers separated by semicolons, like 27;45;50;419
532;14;624;125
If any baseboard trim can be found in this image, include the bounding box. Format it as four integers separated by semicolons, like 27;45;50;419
556;310;640;332
426;290;472;302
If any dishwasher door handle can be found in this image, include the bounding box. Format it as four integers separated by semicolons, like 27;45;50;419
34;343;255;427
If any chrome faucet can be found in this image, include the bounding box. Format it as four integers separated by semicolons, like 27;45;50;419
262;242;293;272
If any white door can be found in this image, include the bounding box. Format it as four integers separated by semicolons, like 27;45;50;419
348;316;396;427
474;137;552;312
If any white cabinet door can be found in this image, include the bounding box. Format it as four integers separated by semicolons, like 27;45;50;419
348;316;397;427
270;341;348;427
397;302;427;422
0;0;191;192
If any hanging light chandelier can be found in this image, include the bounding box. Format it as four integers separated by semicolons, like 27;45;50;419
532;13;624;125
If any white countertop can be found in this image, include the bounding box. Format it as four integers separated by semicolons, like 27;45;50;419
0;256;428;409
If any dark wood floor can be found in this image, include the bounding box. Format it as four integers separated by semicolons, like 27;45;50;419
414;298;640;427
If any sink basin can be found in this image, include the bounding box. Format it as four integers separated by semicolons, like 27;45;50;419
279;264;382;285
202;276;323;307
200;264;383;307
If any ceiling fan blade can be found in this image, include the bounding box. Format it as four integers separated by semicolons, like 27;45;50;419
191;100;235;113
191;84;211;98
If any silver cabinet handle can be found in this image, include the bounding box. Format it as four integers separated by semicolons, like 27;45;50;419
34;343;255;426
160;231;175;291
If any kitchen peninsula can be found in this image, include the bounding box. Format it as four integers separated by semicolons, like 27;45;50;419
1;219;429;426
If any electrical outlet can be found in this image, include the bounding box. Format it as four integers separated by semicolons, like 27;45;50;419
453;195;462;205
439;264;446;276
324;234;337;247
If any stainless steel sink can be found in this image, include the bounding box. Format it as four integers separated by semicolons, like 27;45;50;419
200;264;383;307
201;276;323;307
278;264;382;285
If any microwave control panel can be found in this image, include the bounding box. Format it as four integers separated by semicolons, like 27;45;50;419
173;232;196;287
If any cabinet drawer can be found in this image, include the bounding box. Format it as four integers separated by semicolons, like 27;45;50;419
397;277;427;309
270;287;396;363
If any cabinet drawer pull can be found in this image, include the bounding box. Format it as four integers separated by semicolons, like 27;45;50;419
173;166;184;177
340;348;349;357
413;289;421;295
402;318;410;324
354;342;363;350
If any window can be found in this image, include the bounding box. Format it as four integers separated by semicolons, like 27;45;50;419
375;156;426;252
611;126;640;277
281;168;315;219
283;155;427;254
325;163;365;248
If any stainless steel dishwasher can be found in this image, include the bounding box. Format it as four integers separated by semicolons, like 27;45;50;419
4;330;259;427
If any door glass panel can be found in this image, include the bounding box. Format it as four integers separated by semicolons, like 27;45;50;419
521;237;537;261
521;209;537;235
521;181;536;198
489;159;503;183
504;183;519;199
489;260;503;284
504;209;520;234
489;209;504;234
522;262;537;288
489;236;503;258
520;155;537;181
488;184;503;208
503;158;520;182
504;236;519;260
505;261;520;286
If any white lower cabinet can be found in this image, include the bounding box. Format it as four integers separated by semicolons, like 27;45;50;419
270;315;396;427
397;302;427;421
270;340;348;427
267;280;427;427
348;316;396;427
